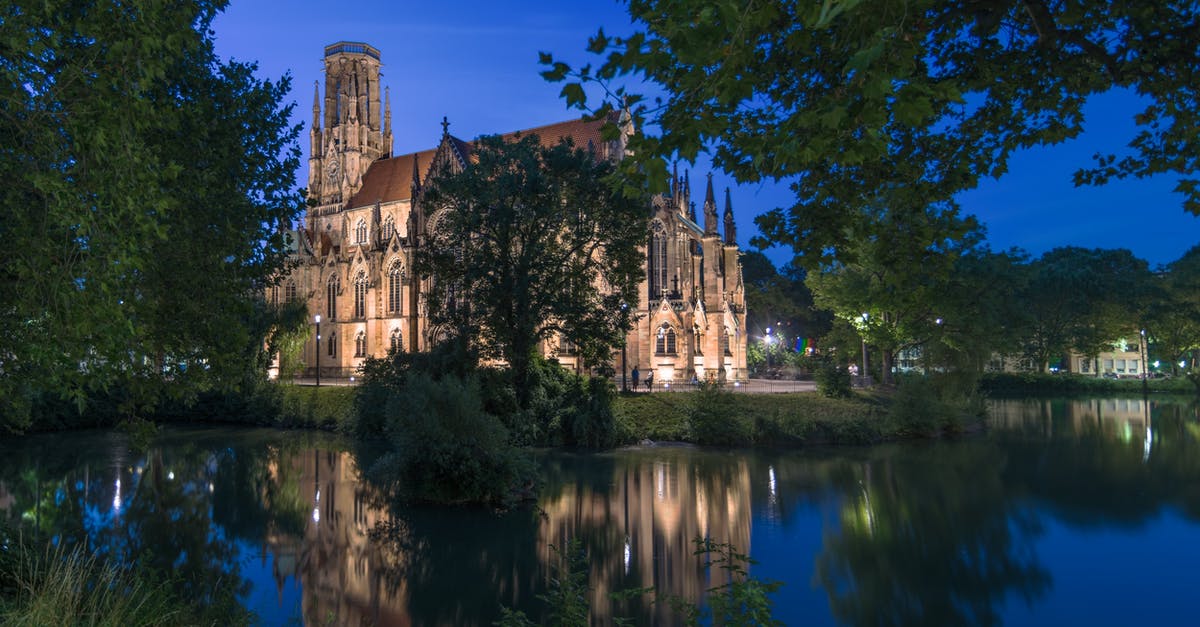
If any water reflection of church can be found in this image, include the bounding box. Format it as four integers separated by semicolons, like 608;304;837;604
263;449;753;624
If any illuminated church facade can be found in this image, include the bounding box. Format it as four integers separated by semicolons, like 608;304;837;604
275;42;747;384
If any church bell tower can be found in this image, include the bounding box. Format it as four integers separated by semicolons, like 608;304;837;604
308;42;393;217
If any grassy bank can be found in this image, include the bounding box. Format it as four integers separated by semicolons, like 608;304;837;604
980;372;1197;396
611;388;962;446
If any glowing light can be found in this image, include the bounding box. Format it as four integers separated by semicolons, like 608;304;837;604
1144;426;1152;462
167;471;174;481
112;477;122;514
623;538;631;574
768;466;777;499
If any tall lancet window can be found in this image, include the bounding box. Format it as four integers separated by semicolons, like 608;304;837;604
648;220;668;297
355;219;368;245
354;273;368;318
326;275;339;320
387;261;404;313
382;216;395;241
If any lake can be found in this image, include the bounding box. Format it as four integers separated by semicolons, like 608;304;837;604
2;395;1199;625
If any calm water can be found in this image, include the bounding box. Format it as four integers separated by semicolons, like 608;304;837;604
2;396;1199;625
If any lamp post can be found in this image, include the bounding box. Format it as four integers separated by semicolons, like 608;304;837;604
860;312;870;384
1140;328;1148;395
765;326;773;374
315;314;321;388
621;303;629;393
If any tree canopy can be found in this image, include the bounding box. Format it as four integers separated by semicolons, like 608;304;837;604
419;134;648;407
543;0;1200;265
0;0;303;428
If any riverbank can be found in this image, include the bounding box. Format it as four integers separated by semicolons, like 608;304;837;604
980;372;1197;396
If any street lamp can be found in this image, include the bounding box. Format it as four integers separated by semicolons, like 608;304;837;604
860;312;870;383
1140;328;1148;395
765;327;773;373
315;314;321;388
621;303;629;393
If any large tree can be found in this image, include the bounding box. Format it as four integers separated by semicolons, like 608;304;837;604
0;0;302;428
805;198;989;383
1147;245;1200;374
543;0;1200;265
419;134;649;407
1018;247;1151;371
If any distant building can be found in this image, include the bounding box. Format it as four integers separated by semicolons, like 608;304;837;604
272;42;748;383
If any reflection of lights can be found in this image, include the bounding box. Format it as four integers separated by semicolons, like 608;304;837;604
1144;426;1152;463
208;482;214;493
167;471;174;481
313;488;322;524
768;466;777;497
623;537;631;574
112;477;121;514
656;464;665;501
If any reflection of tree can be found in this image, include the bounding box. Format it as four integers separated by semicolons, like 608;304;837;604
992;397;1200;526
815;444;1049;626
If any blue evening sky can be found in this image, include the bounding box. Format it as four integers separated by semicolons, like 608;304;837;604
213;0;1197;268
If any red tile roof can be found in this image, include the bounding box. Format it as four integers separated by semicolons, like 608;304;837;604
345;114;619;209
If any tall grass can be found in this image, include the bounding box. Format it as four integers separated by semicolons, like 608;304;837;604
1;541;191;626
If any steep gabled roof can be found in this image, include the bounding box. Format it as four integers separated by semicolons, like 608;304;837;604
345;113;619;210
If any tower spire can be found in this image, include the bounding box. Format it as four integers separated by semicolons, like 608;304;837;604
312;80;321;128
703;172;718;235
723;187;737;245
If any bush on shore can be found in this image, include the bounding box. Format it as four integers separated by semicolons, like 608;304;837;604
980;372;1195;395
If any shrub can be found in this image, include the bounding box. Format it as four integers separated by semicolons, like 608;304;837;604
888;373;979;436
813;355;852;398
363;373;533;506
687;382;753;446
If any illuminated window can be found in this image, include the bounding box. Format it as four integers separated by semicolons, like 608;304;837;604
655;324;676;355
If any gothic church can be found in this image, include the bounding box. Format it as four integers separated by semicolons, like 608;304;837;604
277;42;748;384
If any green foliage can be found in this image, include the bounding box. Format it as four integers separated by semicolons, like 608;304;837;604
545;2;1200;258
980;372;1194;395
0;537;230;626
419;133;649;409
686;382;752;446
0;0;303;431
613;392;888;446
813;354;853;399
1019;247;1152;371
359;373;533;506
692;538;784;627
888;374;979;437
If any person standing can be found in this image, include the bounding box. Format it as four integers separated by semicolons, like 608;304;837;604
631;365;640;391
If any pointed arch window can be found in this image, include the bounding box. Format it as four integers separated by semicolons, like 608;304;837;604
355;218;368;245
269;285;279;306
693;325;703;356
327;332;337;357
389;328;402;353
648;221;668;297
285;280;296;303
387;262;404;313
382;216;395;242
354;331;367;357
326;275;339;320
656;324;677;355
726;327;735;356
354;272;368;318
